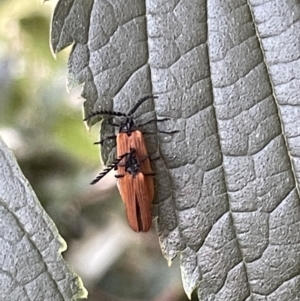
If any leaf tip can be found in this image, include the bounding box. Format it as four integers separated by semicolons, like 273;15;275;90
73;276;88;300
49;40;58;59
58;235;68;253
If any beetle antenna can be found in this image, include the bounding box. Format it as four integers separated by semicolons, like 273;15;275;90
84;110;127;121
128;95;158;116
90;152;129;184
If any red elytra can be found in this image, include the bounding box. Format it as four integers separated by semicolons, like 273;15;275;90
117;131;154;203
116;148;154;232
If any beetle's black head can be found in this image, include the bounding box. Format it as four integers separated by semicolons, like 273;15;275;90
119;116;137;136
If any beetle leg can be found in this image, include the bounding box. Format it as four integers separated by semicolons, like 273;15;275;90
94;135;116;145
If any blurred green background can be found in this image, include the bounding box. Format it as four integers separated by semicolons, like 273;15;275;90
0;1;194;300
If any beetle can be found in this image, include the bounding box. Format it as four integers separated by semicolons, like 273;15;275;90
91;148;154;232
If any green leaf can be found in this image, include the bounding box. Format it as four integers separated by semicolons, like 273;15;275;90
0;137;87;300
50;0;300;300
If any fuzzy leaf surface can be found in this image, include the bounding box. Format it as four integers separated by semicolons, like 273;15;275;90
0;138;87;300
51;1;300;299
